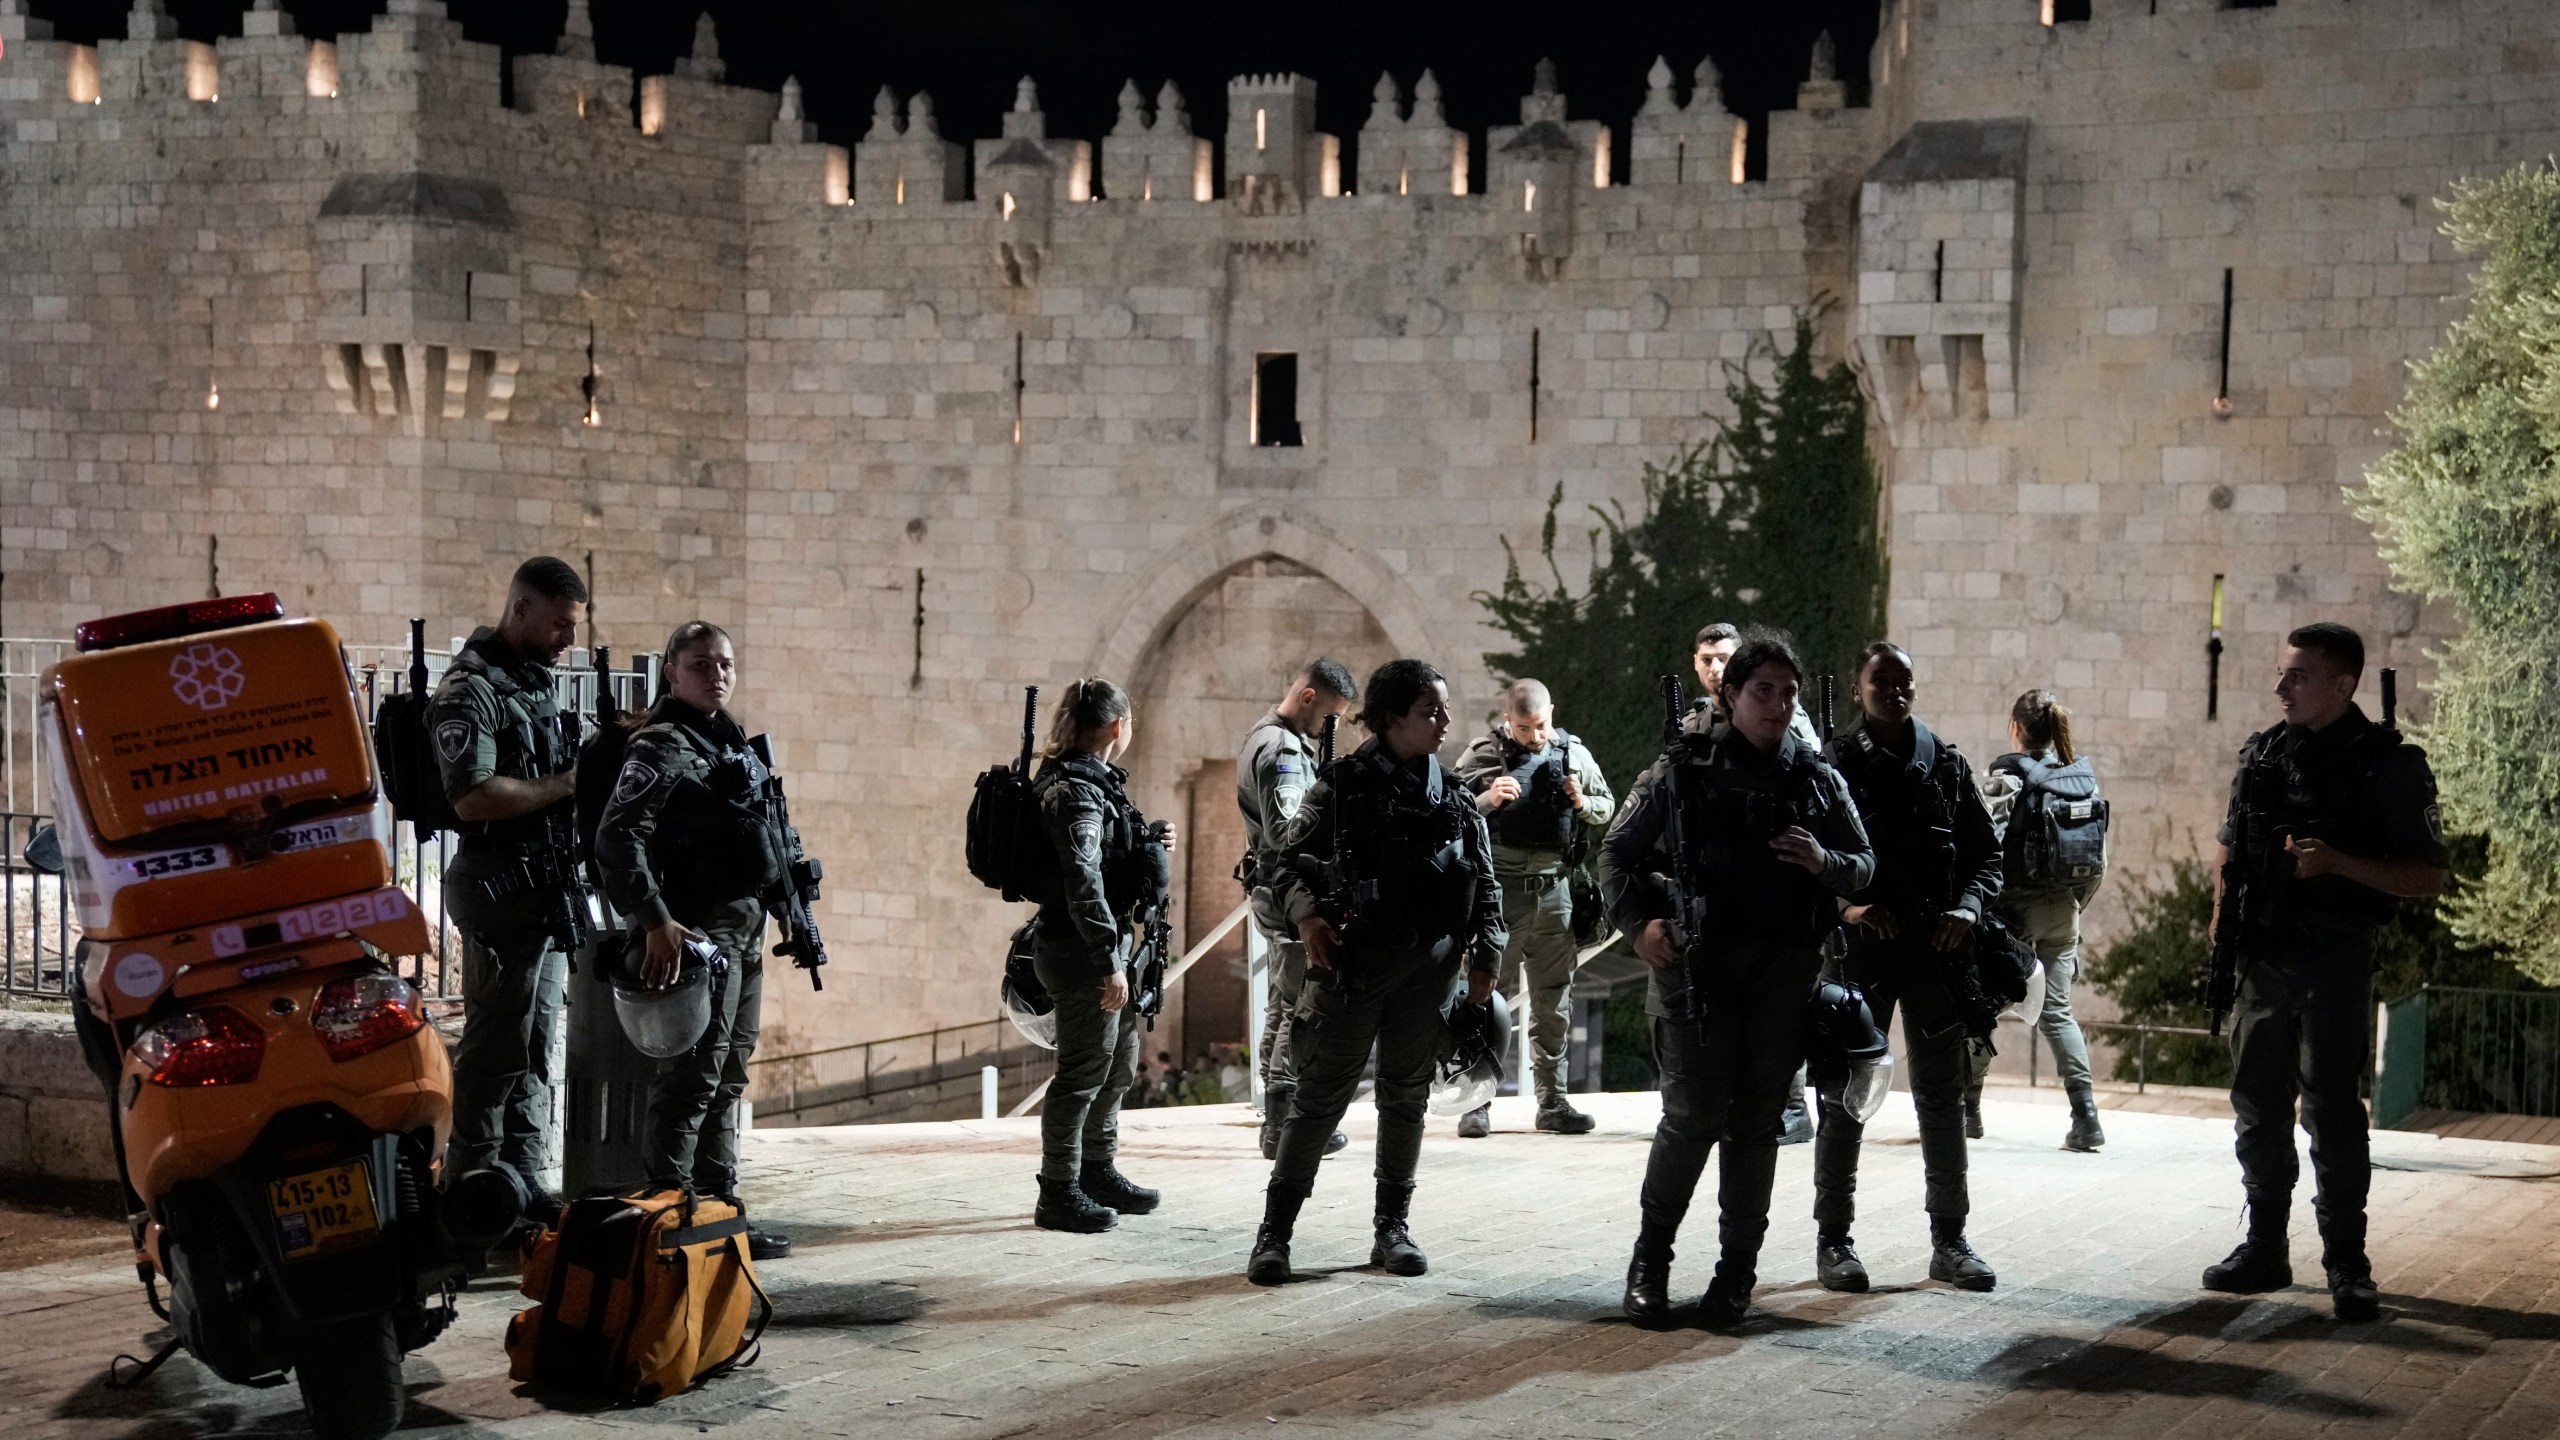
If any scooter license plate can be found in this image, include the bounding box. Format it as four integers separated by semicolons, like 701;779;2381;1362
268;1159;378;1259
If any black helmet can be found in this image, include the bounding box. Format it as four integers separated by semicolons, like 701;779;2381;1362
1429;987;1514;1116
1803;978;1894;1123
998;920;1057;1050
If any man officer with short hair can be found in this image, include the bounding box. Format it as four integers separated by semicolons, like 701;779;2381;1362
429;556;588;1207
1238;660;1360;1160
2204;622;2447;1323
1454;678;1615;1136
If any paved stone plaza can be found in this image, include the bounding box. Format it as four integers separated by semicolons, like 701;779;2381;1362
8;1087;2558;1438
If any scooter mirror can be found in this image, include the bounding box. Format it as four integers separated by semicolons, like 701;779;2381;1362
19;824;62;877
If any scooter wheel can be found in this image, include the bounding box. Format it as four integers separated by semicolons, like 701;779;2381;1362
292;1312;404;1440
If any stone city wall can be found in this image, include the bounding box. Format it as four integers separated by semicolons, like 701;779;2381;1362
4;0;2553;1075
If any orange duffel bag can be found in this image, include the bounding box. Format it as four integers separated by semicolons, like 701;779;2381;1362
505;1188;773;1403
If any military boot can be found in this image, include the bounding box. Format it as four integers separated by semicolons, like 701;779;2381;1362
2327;1266;2381;1323
1816;1232;1869;1293
1536;1098;1597;1135
1034;1175;1117;1234
1696;1266;1754;1330
1371;1181;1428;1276
1079;1163;1161;1215
1928;1216;1997;1292
2202;1195;2293;1293
1457;1104;1492;1139
1248;1182;1308;1286
2064;1090;2107;1153
1622;1220;1679;1331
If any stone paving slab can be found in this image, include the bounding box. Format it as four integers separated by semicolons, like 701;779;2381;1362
6;1090;2558;1438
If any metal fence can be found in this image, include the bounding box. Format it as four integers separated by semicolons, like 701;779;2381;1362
747;1017;1052;1124
2376;985;2560;1127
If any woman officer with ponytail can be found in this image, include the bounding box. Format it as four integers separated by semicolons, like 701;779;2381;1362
593;621;792;1260
1966;690;2109;1152
1027;677;1177;1233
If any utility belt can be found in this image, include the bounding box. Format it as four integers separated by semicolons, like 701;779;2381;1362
1501;871;1569;895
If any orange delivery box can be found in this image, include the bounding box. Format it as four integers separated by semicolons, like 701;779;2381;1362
40;594;408;941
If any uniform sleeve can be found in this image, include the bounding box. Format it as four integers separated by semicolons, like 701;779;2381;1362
1599;759;1675;936
1255;731;1317;832
1460;803;1507;974
2376;746;2452;870
2215;738;2255;848
424;672;503;803
1042;778;1124;978
594;731;684;929
1948;755;2004;919
1453;734;1506;794
1571;739;1617;830
1272;773;1338;928
1811;768;1875;897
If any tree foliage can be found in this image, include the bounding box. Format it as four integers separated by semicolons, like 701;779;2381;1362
1473;312;1887;789
2349;164;2560;983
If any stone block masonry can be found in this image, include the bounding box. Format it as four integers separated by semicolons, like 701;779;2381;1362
4;0;2553;1081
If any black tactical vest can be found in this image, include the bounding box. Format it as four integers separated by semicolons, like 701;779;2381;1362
1032;753;1152;914
1831;727;1964;922
448;635;567;856
1481;728;1579;854
1673;734;1837;948
2236;718;2405;933
1335;751;1483;940
646;715;788;923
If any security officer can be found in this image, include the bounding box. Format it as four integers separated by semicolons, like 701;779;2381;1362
1690;620;1820;1144
1238;660;1359;1160
1248;659;1504;1286
2204;622;2446;1323
1603;632;1872;1329
594;621;793;1260
1023;676;1176;1233
1454;678;1615;1137
1815;641;2003;1294
428;555;585;1207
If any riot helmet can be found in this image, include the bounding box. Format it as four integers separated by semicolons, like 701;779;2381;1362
1428;987;1514;1116
999;920;1058;1050
1804;978;1895;1124
603;931;728;1059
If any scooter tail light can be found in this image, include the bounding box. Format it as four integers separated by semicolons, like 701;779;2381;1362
312;972;425;1062
133;1006;267;1087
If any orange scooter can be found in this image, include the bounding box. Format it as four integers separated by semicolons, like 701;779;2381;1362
32;594;519;1439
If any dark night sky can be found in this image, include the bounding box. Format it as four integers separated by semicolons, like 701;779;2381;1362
31;2;1879;177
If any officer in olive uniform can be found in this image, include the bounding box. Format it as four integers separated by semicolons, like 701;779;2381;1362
1602;633;1872;1329
1237;660;1359;1160
2204;623;2447;1323
1248;659;1505;1286
1454;678;1615;1137
428;556;587;1196
594;621;792;1260
1815;642;2004;1294
1024;676;1174;1233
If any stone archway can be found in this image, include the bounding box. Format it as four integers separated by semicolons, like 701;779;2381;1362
1108;535;1406;1068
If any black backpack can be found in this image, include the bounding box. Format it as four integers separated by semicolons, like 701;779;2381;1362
372;621;464;837
966;688;1054;904
2001;753;2108;895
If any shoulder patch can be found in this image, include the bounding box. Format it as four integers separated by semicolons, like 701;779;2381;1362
2424;803;2446;846
1069;814;1104;853
612;757;662;807
434;717;474;763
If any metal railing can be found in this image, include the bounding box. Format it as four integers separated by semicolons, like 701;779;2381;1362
1994;1010;2222;1094
747;1017;1050;1123
2377;985;2560;1126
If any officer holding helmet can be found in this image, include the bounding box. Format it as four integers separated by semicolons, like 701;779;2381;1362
1600;630;1871;1330
593;620;792;1261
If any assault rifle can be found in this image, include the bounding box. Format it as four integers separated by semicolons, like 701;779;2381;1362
1655;675;1710;1023
1817;673;1837;746
478;707;602;960
748;734;830;990
1293;712;1375;938
1128;817;1174;1024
